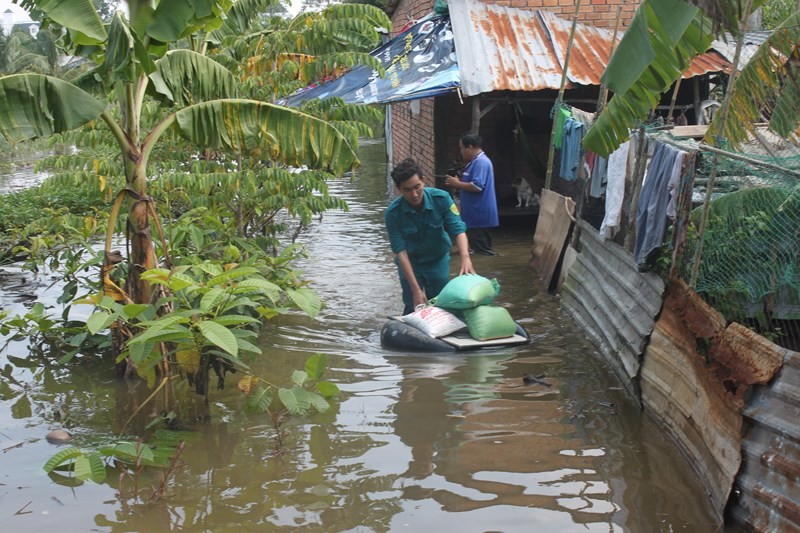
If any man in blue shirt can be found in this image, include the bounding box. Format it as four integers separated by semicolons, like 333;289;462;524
385;158;475;314
445;132;499;255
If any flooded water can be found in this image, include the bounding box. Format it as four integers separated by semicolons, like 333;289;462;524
0;139;719;531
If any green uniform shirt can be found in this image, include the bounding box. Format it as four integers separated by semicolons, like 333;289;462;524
385;188;466;267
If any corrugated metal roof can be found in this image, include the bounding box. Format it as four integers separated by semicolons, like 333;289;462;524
449;0;731;97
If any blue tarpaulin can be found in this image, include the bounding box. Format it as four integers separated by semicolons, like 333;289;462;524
281;16;459;107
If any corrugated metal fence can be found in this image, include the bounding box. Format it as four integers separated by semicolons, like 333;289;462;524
560;218;800;528
561;220;664;400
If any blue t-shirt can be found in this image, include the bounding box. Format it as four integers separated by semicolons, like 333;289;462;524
385;188;466;267
460;151;499;228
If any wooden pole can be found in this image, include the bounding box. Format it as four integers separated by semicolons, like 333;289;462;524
623;125;649;252
544;0;583;190
595;5;623;115
470;96;481;133
669;151;697;279
690;0;752;288
667;77;683;125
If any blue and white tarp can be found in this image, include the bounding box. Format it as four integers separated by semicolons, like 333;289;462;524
281;16;459;107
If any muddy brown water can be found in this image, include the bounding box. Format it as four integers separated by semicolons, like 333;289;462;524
0;139;719;531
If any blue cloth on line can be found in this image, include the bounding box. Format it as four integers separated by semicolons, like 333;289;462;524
559;118;584;181
634;141;681;265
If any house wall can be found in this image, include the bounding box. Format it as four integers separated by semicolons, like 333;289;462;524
387;0;640;191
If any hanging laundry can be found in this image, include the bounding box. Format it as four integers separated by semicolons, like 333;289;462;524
589;154;608;199
570;107;594;129
634;142;685;265
666;150;687;220
553;106;572;149
599;140;631;240
559;118;584;181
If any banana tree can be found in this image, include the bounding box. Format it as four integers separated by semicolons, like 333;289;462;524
581;0;800;157
1;0;359;309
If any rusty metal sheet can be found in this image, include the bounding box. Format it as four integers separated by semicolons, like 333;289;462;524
711;322;785;386
665;279;784;392
530;189;575;291
640;299;743;520
448;0;731;97
561;220;664;398
730;350;800;532
663;277;727;340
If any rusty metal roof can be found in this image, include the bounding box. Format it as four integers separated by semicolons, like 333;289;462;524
449;0;731;97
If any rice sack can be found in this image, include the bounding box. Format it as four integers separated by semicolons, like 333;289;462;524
402;306;467;338
462;305;517;341
430;274;500;310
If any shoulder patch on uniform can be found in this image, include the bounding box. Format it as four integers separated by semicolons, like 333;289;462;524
450;203;460;216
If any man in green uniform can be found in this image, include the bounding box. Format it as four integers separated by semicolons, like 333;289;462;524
385;158;475;314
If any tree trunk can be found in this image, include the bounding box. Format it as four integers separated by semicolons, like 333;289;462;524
127;198;157;305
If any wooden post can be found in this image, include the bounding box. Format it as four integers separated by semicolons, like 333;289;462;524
544;0;583;190
623;125;648;252
669;151;697;279
667;77;682;124
471;96;481;133
595;5;623;116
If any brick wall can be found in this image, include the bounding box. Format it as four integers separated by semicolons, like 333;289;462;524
388;0;440;183
486;0;640;29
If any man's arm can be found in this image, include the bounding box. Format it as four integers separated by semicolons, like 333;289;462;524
454;233;475;275
445;175;481;192
396;250;427;309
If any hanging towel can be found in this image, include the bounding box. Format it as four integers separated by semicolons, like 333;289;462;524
559;118;584;181
570;107;595;129
599;140;630;240
553;106;572;149
589;153;608;199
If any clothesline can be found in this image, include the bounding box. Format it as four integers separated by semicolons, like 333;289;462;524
652;132;800;179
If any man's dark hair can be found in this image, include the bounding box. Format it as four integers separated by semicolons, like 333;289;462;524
391;158;424;187
460;132;482;148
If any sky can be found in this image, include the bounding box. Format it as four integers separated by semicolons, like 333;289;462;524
0;0;32;22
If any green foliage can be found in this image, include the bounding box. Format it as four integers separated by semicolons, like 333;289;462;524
679;185;800;334
761;0;797;29
43;430;188;485
218;3;390;102
79;257;322;393
705;10;800;149
239;353;339;417
584;0;717;156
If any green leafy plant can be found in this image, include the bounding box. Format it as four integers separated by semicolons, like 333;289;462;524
43;429;187;486
78;260;321;395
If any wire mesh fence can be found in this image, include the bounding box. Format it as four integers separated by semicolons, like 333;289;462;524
558;124;800;351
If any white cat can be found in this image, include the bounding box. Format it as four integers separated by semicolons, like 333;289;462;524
512;178;539;208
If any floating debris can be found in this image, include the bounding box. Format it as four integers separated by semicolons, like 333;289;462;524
522;373;552;387
45;429;73;445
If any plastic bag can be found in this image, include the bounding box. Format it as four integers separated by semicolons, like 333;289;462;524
462;305;517;341
402;306;466;338
430;274;500;310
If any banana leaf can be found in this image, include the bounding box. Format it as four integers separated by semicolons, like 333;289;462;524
171;100;359;175
0;74;106;144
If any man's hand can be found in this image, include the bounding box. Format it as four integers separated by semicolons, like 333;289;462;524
459;256;476;276
412;287;428;309
444;175;460;188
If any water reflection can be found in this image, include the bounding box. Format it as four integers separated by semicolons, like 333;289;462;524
0;139;719;532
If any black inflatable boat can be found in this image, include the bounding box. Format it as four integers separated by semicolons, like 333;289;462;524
380;317;530;352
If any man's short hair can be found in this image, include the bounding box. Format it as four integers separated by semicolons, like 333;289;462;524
460;132;482;148
391;158;424;187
